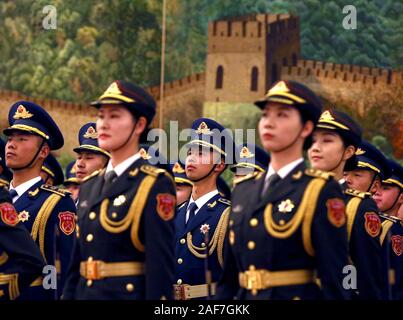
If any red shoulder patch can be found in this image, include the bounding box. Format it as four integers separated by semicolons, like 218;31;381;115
364;212;381;237
58;212;76;235
0;202;19;226
156;193;176;221
326;198;346;227
391;235;403;256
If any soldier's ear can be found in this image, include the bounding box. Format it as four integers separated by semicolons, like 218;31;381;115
301;120;314;139
39;142;50;160
343;145;356;161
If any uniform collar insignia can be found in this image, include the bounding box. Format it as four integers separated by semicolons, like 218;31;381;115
139;148;152;160
355;148;365;155
28;188;40;197
240;146;254;159
129;168;139;177
207;201;217;208
13;104;34;119
173;162;185;174
83;126;98;139
278;199;295;213
196;122;212;135
292;171;303;180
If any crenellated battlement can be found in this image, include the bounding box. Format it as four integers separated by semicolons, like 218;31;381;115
281;59;402;86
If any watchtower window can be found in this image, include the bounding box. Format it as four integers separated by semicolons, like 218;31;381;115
251;67;259;91
215;66;224;89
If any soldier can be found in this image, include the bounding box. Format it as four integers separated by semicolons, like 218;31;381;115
0;138;12;185
231;143;270;186
40;153;64;186
172;162;193;207
216;80;350;300
63;80;176;300
373;159;403;299
63;160;80;204
0;183;45;300
74;122;110;182
4;101;77;300
344;141;391;299
174;118;233;300
308;110;361;189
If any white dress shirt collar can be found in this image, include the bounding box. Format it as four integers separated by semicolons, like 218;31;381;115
105;152;141;177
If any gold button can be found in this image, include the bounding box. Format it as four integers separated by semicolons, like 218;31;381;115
229;230;235;245
87;280;93;287
160;296;167;300
293;296;301;300
88;256;93;262
177;258;183;264
86;234;94;242
250;218;258;227
111;212;118;219
201;242;206;248
126;283;134;292
279;219;285;226
229;219;234;227
177;279;182;285
180;238;186;244
89;212;96;220
247;241;256;250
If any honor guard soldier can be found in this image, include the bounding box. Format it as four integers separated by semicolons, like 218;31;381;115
63;80;176;300
231;143;270;186
174;118;233;300
216;80;350;300
63;160;80;204
0;138;13;185
373;159;403;299
4;101;77;300
308;109;362;190
74;122;110;182
41;153;64;186
172;162;193;207
0;184;46;300
344;140;391;299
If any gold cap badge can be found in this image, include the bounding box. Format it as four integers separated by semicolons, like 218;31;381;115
173;162;185;174
83;126;98;139
240;146;254;159
195;122;212;135
13;105;33;119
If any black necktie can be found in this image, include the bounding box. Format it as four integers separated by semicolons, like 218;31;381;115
186;202;198;225
9;189;18;202
102;170;117;194
261;173;281;198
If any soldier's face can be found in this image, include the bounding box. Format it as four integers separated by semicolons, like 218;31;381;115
185;146;220;181
96;106;138;152
5;132;46;169
76;151;107;181
176;184;192;206
373;184;402;213
345;169;374;192
258;103;311;153
308;130;346;171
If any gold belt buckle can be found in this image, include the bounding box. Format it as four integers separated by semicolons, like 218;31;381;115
244;266;264;295
173;284;189;300
86;260;103;280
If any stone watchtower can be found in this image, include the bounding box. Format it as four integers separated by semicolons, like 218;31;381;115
205;14;301;103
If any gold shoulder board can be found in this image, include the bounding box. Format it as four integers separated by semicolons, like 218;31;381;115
304;168;335;180
233;172;259;186
344;188;370;199
218;198;231;206
40;185;67;197
82;169;103;182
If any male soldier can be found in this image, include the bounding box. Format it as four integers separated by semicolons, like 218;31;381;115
0;138;12;185
231;143;270;186
373;159;403;299
63;81;176;300
344;141;391;299
0;184;45;300
216;80;350;300
172;162;193;207
40;153;64;186
174;118;233;300
74;122;110;182
63;160;80;204
4;101;77;300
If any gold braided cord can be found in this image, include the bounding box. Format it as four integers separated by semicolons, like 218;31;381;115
380;220;394;246
217;207;231;267
186;206;230;261
130;175;157;252
345;197;362;242
301;179;327;257
0;273;19;300
31;194;62;260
